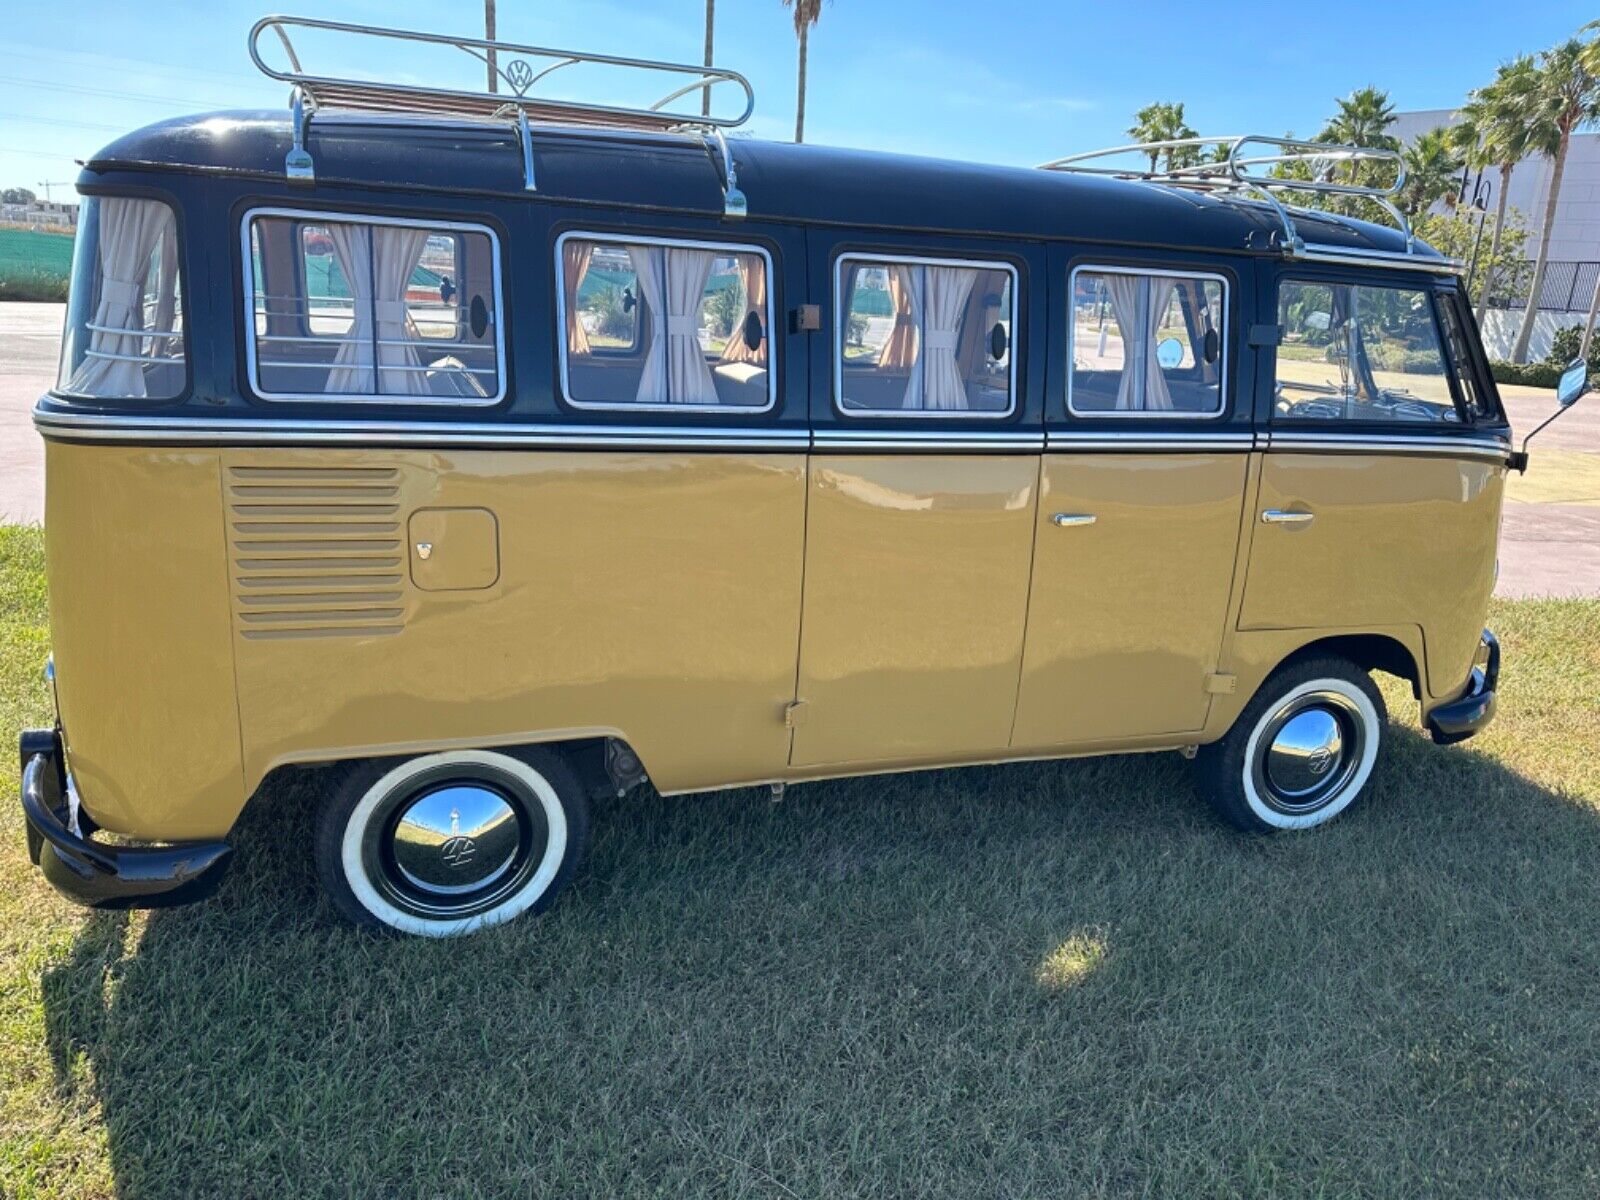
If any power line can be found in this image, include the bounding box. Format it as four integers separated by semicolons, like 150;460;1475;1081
0;112;127;134
0;74;239;110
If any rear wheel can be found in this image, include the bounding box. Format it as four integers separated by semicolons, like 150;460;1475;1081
314;747;588;936
1194;657;1386;832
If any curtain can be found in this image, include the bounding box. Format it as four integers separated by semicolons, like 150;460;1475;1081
664;247;718;405
372;226;430;395
916;266;977;411
564;241;593;356
1144;276;1178;412
877;265;919;370
719;254;767;364
66;197;176;398
629;244;667;403
1104;274;1144;410
325;224;375;394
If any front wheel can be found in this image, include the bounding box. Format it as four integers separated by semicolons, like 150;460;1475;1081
1194;658;1386;832
315;747;589;936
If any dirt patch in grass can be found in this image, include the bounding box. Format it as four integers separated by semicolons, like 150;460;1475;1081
1;523;1598;1197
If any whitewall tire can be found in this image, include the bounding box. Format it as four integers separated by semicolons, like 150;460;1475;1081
1195;658;1386;833
314;747;589;936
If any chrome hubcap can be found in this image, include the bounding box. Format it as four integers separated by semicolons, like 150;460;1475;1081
364;766;547;920
1252;692;1365;815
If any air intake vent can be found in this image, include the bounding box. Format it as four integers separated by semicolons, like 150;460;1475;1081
226;465;410;640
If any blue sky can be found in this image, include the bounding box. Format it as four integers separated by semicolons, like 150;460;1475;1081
3;0;1596;197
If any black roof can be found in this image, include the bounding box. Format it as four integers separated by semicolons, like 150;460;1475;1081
83;110;1437;261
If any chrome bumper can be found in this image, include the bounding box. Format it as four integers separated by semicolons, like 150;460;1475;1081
1426;630;1500;746
17;729;232;909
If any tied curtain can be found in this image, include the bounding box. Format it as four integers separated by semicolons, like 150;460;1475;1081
719;254;767;365
1103;273;1177;412
325;224;430;395
877;266;920;370
67;197;181;399
630;245;718;405
564;241;593;355
914;266;977;411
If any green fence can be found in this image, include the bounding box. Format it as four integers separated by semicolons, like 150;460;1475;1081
0;227;74;301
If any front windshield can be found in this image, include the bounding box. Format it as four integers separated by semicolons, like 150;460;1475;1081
1275;280;1460;423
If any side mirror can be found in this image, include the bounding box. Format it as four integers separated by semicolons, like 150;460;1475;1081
469;294;489;339
1556;357;1589;407
742;310;764;352
988;321;1009;361
1203;328;1220;364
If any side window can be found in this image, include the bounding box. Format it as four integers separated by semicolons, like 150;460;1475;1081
558;234;773;411
1436;296;1496;422
1275;279;1460;423
247;211;502;403
836;256;1015;416
1069;268;1226;416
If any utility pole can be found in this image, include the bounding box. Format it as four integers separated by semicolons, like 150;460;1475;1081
1580;272;1600;361
485;0;498;93
702;0;715;117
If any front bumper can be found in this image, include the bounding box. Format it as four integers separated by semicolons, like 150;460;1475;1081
17;729;232;909
1426;629;1500;746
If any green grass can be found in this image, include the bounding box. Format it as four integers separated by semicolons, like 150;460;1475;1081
1;522;1599;1197
0;228;72;301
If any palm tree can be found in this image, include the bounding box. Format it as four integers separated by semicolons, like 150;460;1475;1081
1399;126;1463;217
702;0;715;117
1512;36;1600;363
1317;87;1399;198
1455;56;1540;322
782;0;824;143
1126;102;1200;172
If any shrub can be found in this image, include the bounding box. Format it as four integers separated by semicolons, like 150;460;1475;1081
1544;325;1600;374
1490;360;1565;389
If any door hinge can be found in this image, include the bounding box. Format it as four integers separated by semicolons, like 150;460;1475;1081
1203;673;1237;695
789;304;821;333
783;700;808;728
1247;323;1283;347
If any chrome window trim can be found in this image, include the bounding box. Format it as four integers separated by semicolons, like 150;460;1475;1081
1066;263;1231;420
241;206;507;407
833;252;1020;421
554;230;778;415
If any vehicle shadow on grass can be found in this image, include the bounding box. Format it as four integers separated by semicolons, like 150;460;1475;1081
39;727;1600;1199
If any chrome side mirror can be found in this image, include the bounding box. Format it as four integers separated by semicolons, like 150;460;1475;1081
1556;357;1589;407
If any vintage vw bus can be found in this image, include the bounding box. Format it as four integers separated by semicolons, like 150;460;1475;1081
20;17;1572;936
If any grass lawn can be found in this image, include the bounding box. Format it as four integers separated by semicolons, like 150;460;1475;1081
1;523;1599;1198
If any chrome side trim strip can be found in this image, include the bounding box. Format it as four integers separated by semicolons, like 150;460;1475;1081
815;429;1042;451
1046;431;1258;452
1266;432;1511;462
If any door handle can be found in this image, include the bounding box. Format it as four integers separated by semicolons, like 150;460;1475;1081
1261;509;1315;525
1051;513;1097;528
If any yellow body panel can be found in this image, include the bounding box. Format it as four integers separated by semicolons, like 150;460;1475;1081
1012;453;1248;749
45;444;244;838
1241;453;1504;699
790;455;1038;767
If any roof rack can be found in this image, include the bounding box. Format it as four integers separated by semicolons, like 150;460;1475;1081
1039;135;1458;275
248;15;754;217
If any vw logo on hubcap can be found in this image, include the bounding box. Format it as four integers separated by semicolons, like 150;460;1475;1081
1306;747;1334;776
439;835;478;868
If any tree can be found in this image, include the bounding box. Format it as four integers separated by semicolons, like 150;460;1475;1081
1455;55;1540;323
1126;102;1199;172
1399;126;1463;218
1511;35;1600;363
1;187;36;205
1315;86;1400;203
702;0;716;117
782;0;824;143
1413;208;1531;311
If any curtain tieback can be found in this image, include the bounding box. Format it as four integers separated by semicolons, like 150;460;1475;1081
923;330;958;352
99;278;143;317
667;314;698;336
893;314;915;328
373;300;410;324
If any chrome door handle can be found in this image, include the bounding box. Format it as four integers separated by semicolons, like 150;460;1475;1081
1051;513;1097;528
1261;509;1315;525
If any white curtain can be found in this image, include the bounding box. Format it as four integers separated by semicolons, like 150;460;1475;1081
1144;277;1178;412
629;244;667;404
917;266;977;411
325;224;375;394
67;197;177;398
1104;274;1144;411
372;226;430;395
665;248;718;405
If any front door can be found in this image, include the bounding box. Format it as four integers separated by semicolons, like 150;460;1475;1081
1011;254;1253;749
789;238;1045;768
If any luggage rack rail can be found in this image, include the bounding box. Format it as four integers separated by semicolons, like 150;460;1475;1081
1039;135;1460;275
249;14;753;217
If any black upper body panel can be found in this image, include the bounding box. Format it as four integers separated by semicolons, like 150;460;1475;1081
82;110;1437;261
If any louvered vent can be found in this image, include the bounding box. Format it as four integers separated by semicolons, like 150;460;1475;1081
227;465;410;639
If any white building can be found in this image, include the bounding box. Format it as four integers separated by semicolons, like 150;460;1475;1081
1394;109;1600;360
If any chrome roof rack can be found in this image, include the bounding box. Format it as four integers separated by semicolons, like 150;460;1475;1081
249;14;754;217
1040;135;1458;275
